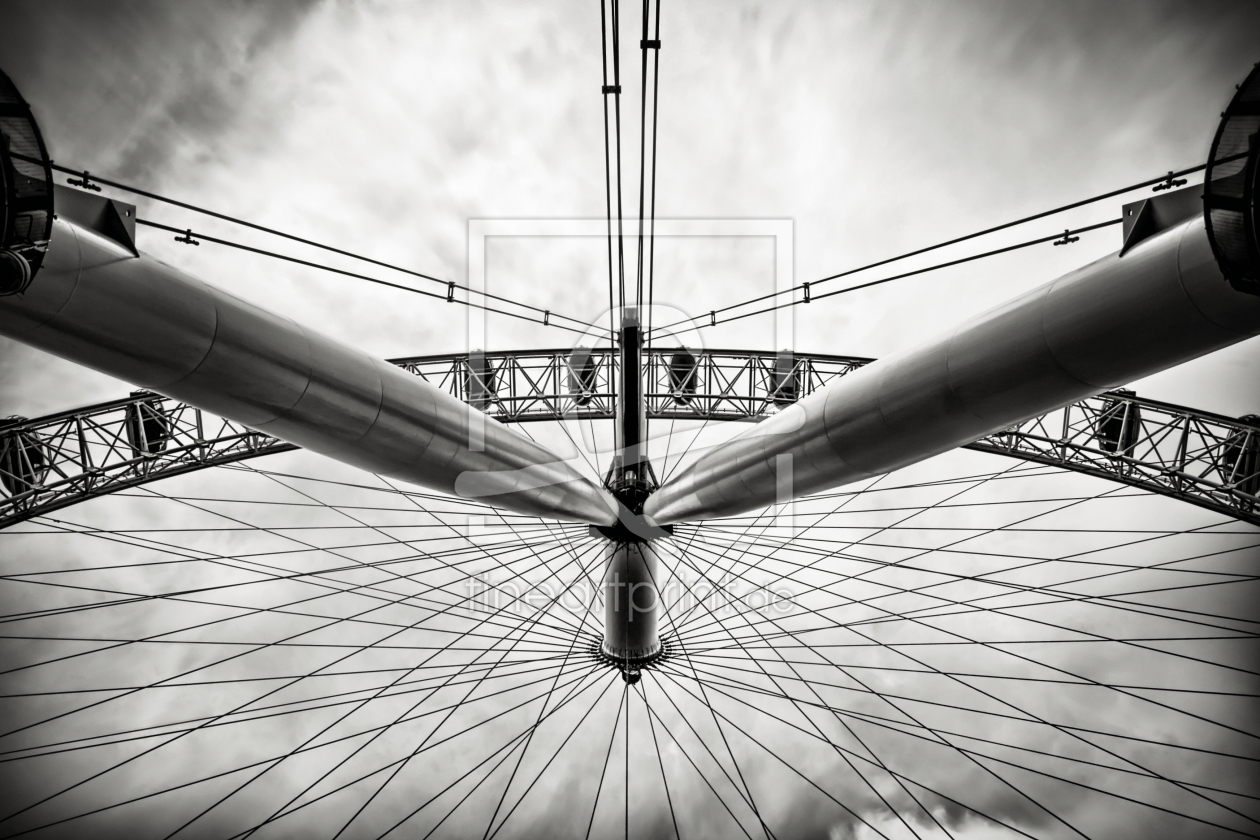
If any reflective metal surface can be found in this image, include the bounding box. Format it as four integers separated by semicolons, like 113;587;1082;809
0;217;618;525
4;354;1258;530
601;541;661;665
645;215;1260;524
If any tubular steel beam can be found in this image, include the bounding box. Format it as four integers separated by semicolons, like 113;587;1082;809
645;77;1260;527
0;213;618;526
645;213;1260;525
3;351;1257;529
1;62;616;527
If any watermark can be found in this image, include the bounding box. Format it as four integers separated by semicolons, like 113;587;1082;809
466;217;795;454
458;216;801;534
466;217;794;350
464;571;796;618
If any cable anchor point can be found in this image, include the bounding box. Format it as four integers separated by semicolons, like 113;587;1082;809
174;229;200;246
1053;229;1079;247
66;171;102;192
1152;171;1187;192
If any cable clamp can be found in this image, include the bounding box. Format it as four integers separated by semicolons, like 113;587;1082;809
1152;171;1188;192
710;310;716;327
802;282;811;303
602;84;622;94
446;281;456;302
66;171;102;192
1052;229;1079;247
640;39;660;49
543;310;550;326
174;229;200;246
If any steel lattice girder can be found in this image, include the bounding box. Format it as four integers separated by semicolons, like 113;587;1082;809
2;349;1256;529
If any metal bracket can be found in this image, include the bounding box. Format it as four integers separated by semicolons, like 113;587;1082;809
640;39;660;49
602;84;622;94
174;229;200;246
65;170;101;192
446;281;456;302
589;508;672;543
1119;185;1202;257
802;281;811;303
1152;171;1188;192
1052;229;1079;246
52;184;138;256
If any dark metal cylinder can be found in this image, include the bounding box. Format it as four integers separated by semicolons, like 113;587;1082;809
601;541;660;663
616;307;647;477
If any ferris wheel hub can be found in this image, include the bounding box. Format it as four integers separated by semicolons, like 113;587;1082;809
600;540;663;677
589;636;674;683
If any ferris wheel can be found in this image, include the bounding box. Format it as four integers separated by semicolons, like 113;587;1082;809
1;6;1260;840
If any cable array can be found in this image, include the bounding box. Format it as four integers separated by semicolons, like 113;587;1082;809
650;154;1246;335
601;0;663;329
135;220;599;338
13;151;605;338
681;218;1122;331
599;0;628;327
635;0;663;331
2;455;1254;837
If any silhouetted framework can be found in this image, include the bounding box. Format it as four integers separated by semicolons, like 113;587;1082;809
3;350;1256;528
397;347;872;422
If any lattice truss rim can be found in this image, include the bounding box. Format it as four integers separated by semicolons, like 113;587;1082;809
1;348;1257;530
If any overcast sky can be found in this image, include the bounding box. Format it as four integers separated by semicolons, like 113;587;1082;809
1;3;1258;839
1;0;1259;418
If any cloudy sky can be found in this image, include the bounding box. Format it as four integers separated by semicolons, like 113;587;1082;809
1;2;1259;839
2;0;1259;416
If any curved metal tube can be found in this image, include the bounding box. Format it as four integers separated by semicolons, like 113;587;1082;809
0;218;617;525
646;215;1260;524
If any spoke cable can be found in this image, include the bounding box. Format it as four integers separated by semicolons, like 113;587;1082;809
658;539;938;840
650;151;1249;335
9;151;598;337
136;217;600;337
671;528;1260;827
651;666;1048;840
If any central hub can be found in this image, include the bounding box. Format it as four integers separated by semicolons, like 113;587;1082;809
596;306;666;681
601;541;662;668
589;635;674;684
